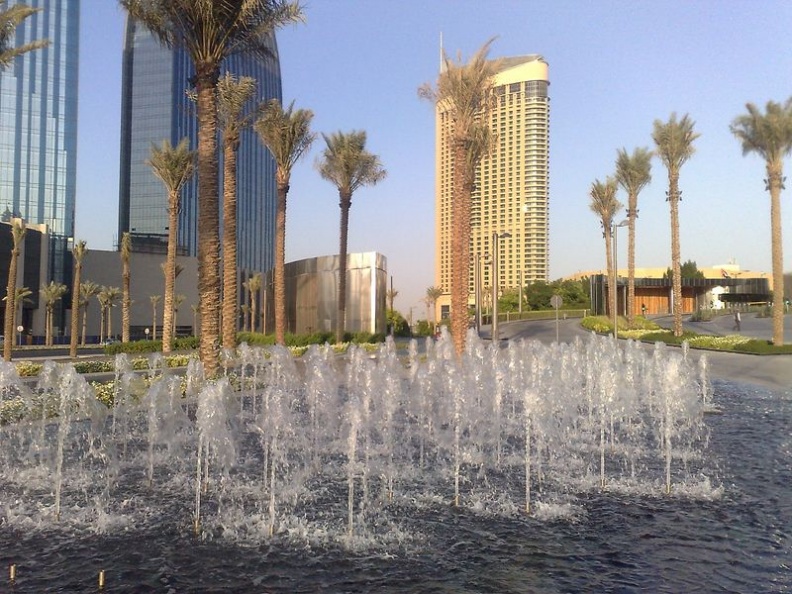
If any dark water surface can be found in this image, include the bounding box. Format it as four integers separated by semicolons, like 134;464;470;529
1;379;789;593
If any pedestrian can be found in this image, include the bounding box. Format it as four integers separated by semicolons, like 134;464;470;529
733;310;741;332
641;303;647;317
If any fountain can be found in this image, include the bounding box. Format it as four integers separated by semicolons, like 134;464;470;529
0;331;790;592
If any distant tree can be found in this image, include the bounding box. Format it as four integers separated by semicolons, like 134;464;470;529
653;113;700;337
386;287;399;312
730;99;792;346
615;147;652;325
79;281;101;346
425;286;444;325
256;99;315;345
524;281;555;311
317;130;386;343
589;177;622;318
243;272;262;333
41;281;67;347
664;259;705;280
120;232;132;342
149;294;161;341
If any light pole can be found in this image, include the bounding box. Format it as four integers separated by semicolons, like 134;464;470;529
612;219;629;339
518;269;523;316
491;231;512;342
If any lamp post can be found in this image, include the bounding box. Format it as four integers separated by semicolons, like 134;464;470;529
518;269;523;316
612;219;629;339
491;231;512;342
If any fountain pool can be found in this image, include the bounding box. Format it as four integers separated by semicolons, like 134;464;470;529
0;332;789;592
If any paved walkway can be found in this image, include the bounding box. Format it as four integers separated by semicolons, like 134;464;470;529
494;316;792;394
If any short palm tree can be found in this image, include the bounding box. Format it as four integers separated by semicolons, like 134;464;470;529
80;280;101;346
3;218;25;360
69;240;87;357
419;39;500;356
120;0;304;376
243;272;262;333
589;178;622;321
652;113;700;337
150;294;161;341
255;99;315;345
317;131;387;344
0;1;49;70
217;73;258;350
97;290;109;343
120;232;132;343
99;286;121;342
41;280;67;347
147;138;195;354
615;147;652;325
426;286;444;326
730;99;792;346
386;287;398;312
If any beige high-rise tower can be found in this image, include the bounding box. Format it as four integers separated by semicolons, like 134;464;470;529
434;55;550;320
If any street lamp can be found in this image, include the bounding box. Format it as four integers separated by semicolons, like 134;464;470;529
491;231;512;342
612;219;629;339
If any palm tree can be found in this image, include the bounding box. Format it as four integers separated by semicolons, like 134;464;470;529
41;281;67;347
191;303;200;337
99;286;122;342
120;232;132;343
173;293;186;339
255;99;315;345
317;131;387;344
614;147;652;325
652;113;700;337
147;138;195;354
97;290;109;344
425;286;444;326
730;99;792;346
386;287;398;313
69;240;87;357
256;99;315;344
419;39;500;356
0;1;49;70
3;218;25;360
150;295;161;341
243;272;262;333
121;0;304;376
80;281;101;346
589;178;622;321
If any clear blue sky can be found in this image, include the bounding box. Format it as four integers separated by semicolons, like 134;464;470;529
78;1;792;316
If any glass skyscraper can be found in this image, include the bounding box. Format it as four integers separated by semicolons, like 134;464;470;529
118;18;281;275
0;0;79;285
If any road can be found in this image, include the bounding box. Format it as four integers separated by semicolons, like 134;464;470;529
492;316;792;393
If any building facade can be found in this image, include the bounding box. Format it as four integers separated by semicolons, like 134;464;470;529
434;54;550;319
261;252;388;336
0;0;79;289
118;18;281;275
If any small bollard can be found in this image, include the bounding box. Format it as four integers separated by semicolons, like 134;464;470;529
98;569;105;589
9;564;16;582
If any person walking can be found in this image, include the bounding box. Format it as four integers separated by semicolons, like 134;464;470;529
733;310;741;332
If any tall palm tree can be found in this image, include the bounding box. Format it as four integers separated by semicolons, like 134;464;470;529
217;73;258;350
69;240;87;358
80;280;101;346
652;113;700;337
419;39;500;356
0;1;48;70
255;99;315;345
147;138;195;354
730;99;792;346
3;218;25;360
243;272;262;333
426;286;444;326
120;0;304;377
150;294;161;341
97;290;109;344
41;281;67;347
614;147;652;325
317;131;387;344
120;232;132;343
589;178;622;321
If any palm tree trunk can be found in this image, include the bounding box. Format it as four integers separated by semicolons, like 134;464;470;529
336;192;351;344
162;188;179;354
669;176;683;337
221;138;239;350
627;200;637;325
274;182;288;344
81;305;88;346
3;247;19;361
450;140;472;356
122;262;130;343
604;227;614;320
251;291;257;334
196;69;222;376
769;170;785;345
45;307;51;347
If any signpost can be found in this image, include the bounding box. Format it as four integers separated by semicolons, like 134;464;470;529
550;295;563;343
